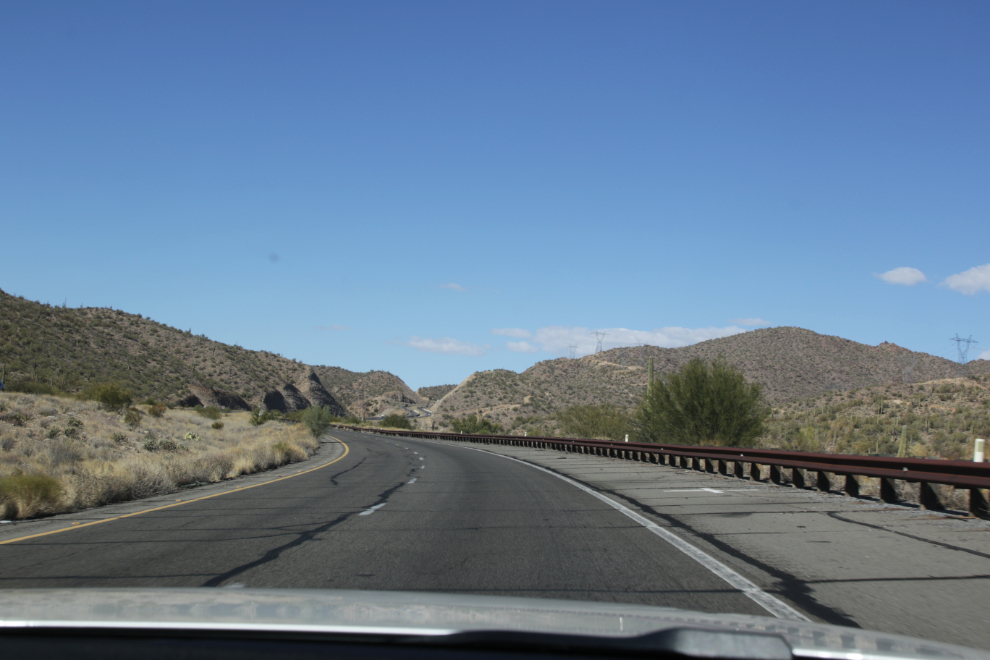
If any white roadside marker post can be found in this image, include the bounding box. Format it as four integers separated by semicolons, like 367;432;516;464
975;438;986;463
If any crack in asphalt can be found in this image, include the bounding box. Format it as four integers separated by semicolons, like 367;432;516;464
826;511;990;561
202;466;409;587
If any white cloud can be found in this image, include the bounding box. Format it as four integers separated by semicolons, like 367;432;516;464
532;325;748;357
315;324;349;331
507;341;539;353
877;267;927;286
440;283;466;292
731;318;769;327
943;264;990;295
979;349;990;361
404;336;487;356
492;328;531;338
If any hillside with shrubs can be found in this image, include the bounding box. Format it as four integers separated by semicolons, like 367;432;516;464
0;288;415;415
428;327;990;435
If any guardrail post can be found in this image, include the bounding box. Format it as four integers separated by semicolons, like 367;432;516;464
969;489;989;519
650;453;659;464
816;471;830;492
769;465;782;485
792;468;805;489
880;478;899;503
844;475;860;497
749;463;761;481
919;482;943;510
692;457;703;472
704;458;715;473
734;461;744;478
717;460;727;475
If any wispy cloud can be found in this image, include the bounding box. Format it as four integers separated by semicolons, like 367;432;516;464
492;328;531;338
731;318;769;327
532;325;748;357
979;349;990;361
440;283;466;292
315;324;349;331
943;264;990;295
404;336;487;356
507;340;539;353
877;267;927;286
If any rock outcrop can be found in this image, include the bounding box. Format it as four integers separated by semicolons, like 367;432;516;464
296;371;346;416
177;385;251;410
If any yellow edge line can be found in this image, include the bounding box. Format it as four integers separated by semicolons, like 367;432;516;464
0;437;350;546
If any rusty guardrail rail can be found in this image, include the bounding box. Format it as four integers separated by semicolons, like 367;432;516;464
332;424;990;517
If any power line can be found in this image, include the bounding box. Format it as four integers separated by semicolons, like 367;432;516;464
591;330;607;354
949;334;979;364
568;345;577;360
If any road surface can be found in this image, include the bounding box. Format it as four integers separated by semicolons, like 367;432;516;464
0;429;771;617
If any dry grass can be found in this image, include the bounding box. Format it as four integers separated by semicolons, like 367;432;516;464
0;393;318;519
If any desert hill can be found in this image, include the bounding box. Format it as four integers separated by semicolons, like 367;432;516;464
0;288;411;414
428;327;990;432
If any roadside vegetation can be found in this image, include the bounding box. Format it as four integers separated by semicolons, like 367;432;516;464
380;414;413;430
0;392;320;520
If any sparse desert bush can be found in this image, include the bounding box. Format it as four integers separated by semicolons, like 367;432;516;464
555;404;630;441
0;393;320;519
249;408;281;426
212;421;224;430
149;403;167;418
301;406;336;437
124;407;142;428
380;413;413;430
0;411;31;427
85;382;133;413
451;414;503;435
196;406;223;420
0;474;62;518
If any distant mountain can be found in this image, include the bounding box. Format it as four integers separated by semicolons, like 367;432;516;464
428;327;990;432
0;288;414;414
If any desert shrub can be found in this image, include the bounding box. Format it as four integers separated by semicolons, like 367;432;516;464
149;403;167;418
634;356;770;447
380;413;413;430
0;411;30;427
183;432;200;442
211;421;224;430
0;474;62;515
124;407;142;428
6;380;60;396
249;408;282;426
46;426;63;439
85;382;133;413
66;417;84;429
272;441;307;463
143;435;179;452
555;404;630;441
45;439;82;467
301;406;336;437
196;406;223;420
111;431;128;444
451;414;503;435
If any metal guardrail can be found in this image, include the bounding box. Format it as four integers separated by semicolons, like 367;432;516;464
332;425;990;518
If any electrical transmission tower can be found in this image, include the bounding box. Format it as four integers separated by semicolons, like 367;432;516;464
592;330;607;354
900;353;916;383
568;345;577;360
950;334;979;364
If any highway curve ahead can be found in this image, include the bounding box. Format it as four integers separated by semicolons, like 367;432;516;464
0;430;772;617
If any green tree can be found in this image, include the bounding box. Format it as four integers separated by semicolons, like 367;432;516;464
555;404;630;441
633;357;769;447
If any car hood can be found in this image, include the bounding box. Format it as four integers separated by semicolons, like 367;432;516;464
0;589;985;660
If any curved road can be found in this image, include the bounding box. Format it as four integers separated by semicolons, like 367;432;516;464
0;430;770;616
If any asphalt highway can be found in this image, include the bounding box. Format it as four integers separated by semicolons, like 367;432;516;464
0;429;772;617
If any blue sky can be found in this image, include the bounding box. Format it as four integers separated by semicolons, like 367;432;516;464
2;1;988;389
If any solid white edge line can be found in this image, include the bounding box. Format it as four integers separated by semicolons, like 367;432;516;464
419;438;809;622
